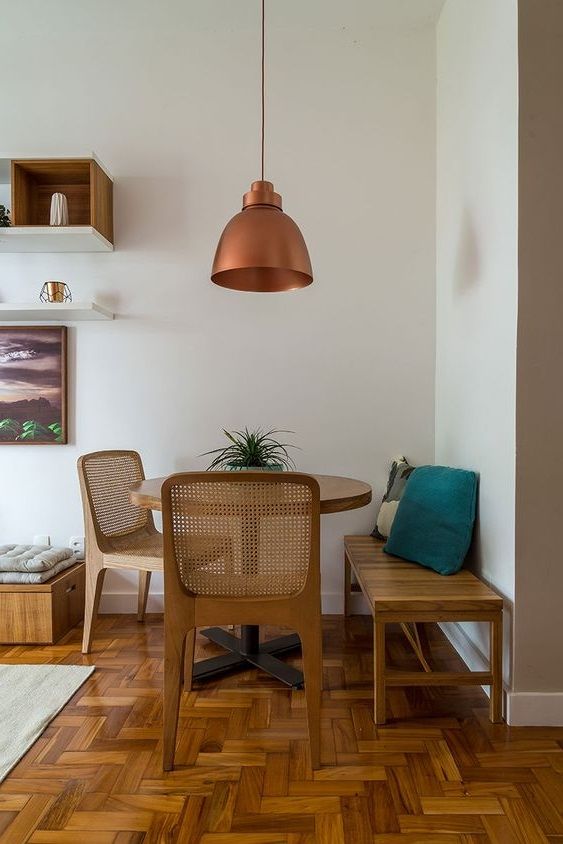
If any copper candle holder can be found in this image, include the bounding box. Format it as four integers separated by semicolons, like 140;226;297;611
40;282;72;304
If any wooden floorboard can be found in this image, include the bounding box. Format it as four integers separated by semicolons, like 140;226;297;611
0;615;561;843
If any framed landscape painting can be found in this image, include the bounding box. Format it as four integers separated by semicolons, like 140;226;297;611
0;326;67;444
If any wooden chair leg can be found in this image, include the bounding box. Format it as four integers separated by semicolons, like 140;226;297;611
82;560;106;655
490;613;503;723
137;570;152;622
373;620;386;725
344;552;352;617
299;617;323;769
183;627;196;691
163;626;186;772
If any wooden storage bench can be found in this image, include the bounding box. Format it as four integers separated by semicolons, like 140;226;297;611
344;536;503;724
0;563;85;644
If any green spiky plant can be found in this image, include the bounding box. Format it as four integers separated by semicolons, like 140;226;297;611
17;420;52;441
202;427;297;471
0;205;10;227
0;418;20;439
0;418;62;442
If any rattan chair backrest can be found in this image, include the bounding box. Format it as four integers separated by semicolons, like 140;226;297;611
162;472;320;599
78;450;150;549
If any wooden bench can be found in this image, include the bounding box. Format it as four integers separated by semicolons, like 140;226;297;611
344;536;503;725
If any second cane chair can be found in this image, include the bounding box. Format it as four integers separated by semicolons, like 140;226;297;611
161;471;323;770
78;450;163;653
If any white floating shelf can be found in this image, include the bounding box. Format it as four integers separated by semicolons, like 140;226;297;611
0;226;113;253
0;302;114;321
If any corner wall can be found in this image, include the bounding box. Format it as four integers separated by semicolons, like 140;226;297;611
435;0;518;678
510;0;563;724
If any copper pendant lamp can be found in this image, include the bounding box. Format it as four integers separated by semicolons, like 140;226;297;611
211;0;313;293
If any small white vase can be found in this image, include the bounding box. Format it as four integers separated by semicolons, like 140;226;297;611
49;193;69;226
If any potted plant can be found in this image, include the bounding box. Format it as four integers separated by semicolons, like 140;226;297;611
202;427;297;471
0;205;10;227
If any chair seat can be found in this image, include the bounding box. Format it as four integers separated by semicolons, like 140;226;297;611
103;531;163;572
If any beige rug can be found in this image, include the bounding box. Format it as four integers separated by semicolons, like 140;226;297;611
0;663;95;782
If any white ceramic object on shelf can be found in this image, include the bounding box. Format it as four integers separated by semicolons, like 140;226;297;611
49;192;69;226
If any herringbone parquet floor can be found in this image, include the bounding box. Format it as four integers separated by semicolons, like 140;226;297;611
0;615;561;843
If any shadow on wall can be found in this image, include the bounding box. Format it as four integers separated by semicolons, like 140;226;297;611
454;208;480;292
114;175;189;252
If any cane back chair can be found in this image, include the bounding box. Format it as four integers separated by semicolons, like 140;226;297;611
78;450;163;653
161;471;322;770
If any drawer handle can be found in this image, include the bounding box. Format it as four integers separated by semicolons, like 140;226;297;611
65;584;77;594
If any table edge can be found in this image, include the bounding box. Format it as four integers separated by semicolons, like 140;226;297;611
130;474;372;514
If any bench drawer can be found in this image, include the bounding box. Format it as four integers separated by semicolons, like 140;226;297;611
0;563;85;644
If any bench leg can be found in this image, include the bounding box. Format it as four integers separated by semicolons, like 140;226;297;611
344;552;352;617
490;613;503;723
373;620;386;725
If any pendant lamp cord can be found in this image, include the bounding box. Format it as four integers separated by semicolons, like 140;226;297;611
261;0;265;181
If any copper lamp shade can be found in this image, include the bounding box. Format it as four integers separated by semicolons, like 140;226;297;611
211;1;313;293
212;180;312;293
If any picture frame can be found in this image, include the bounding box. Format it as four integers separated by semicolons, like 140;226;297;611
0;326;67;444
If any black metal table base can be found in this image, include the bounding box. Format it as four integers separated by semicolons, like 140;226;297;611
192;624;304;688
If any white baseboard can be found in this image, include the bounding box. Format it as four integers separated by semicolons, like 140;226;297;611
347;593;371;614
99;592;349;615
321;593;343;615
441;621;563;726
100;592;164;614
439;620;491;697
506;692;563;726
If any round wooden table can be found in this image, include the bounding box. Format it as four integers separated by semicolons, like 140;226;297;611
130;473;372;688
130;474;372;515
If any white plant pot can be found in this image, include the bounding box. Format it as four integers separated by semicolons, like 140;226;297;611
226;464;284;472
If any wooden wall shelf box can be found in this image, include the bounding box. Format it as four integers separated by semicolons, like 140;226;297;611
0;563;85;644
0;302;114;322
0;157;113;252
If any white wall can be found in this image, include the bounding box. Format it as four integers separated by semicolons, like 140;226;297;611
0;0;439;612
435;0;518;670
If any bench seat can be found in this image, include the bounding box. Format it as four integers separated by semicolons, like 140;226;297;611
344;535;503;725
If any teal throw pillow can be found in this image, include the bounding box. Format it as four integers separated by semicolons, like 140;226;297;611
383;465;478;575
